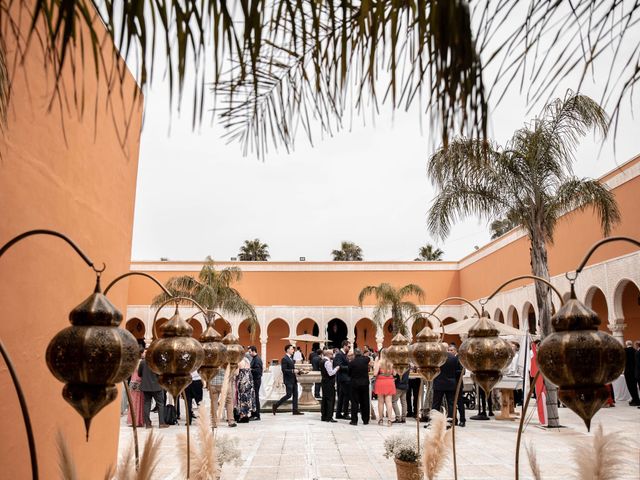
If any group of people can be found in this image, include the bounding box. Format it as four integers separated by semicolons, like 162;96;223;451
623;340;640;407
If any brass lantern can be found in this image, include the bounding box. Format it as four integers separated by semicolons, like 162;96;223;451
387;333;410;373
222;333;244;370
146;308;205;398
198;324;227;385
537;289;624;431
46;280;139;439
458;314;513;394
409;326;448;381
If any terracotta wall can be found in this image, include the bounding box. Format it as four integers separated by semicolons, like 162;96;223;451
0;6;142;479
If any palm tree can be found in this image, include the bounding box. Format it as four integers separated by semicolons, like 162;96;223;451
238;239;270;261
415;244;444;261
331;241;363;261
152;256;257;334
490;218;518;240
7;2;637;159
358;283;425;336
426;91;620;427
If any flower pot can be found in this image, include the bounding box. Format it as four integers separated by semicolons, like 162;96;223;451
394;458;423;480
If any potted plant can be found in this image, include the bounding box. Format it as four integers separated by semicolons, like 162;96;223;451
384;434;424;480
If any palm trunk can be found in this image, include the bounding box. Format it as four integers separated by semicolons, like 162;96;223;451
392;305;406;336
529;231;560;428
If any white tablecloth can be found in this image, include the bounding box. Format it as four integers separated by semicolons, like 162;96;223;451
612;374;632;403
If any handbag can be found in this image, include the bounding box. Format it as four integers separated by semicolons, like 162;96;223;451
164;404;178;425
129;380;142;392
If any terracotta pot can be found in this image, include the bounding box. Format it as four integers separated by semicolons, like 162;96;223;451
394;458;424;480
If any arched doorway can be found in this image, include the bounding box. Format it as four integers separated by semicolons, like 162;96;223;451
614;279;640;341
441;317;459;347
238;318;261;349
585;286;609;332
523;303;537;334
212;317;232;337
507;306;520;329
494;309;504;324
187;318;203;340
327;318;348;348
267;318;290;365
411;316;435;338
126;318;145;340
382;319;394;348
152;317;169;340
296;318;320;353
354;318;376;350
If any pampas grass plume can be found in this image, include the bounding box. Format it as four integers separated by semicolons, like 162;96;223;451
525;442;543;480
572;424;636;480
56;431;78;480
178;410;221;480
422;410;452;480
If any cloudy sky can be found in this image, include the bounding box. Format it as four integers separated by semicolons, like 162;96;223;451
130;9;638;263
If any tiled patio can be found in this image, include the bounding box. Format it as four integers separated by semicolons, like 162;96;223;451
118;401;640;479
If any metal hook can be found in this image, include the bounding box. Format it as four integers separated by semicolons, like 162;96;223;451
92;262;106;275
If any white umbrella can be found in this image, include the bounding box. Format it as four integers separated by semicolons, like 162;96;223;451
444;317;523;336
281;334;328;357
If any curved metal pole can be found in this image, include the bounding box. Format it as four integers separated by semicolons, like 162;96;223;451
515;370;541;480
187;309;223;327
122;381;139;471
481;275;564;306
416;378;422;455
430;296;481;319
0;229;103;480
183;391;191;479
403;311;446;342
450;372;463;480
103;271;172;297
151;296;209;339
572;236;640;276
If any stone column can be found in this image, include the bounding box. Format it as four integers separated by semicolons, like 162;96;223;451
260;338;268;365
608;322;626;345
376;335;384;352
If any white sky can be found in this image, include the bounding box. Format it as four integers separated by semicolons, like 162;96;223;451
130;11;638;263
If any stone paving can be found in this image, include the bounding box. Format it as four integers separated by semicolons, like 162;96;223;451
118;401;640;479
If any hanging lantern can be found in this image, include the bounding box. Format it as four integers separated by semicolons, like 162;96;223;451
222;333;244;370
409;326;448;381
387;333;410;373
198;324;227;385
537;289;624;431
46;279;139;439
146;308;204;398
458;314;513;394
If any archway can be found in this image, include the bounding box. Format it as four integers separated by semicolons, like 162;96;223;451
212;317;232;337
354;318;376;350
494;309;504;324
441;317;459;347
267;318;290;365
238;318;261;349
614;279;640;341
187;318;203;340
327;318;348;348
411;316;435;338
126;318;145;340
296;318;321;353
507;306;520;329
382;319;394;348
585;286;609;333
152;317;169;340
523;303;537;334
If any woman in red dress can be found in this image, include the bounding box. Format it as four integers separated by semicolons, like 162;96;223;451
127;355;145;427
373;349;396;426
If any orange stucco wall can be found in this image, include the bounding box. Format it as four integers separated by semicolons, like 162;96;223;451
0;6;142;479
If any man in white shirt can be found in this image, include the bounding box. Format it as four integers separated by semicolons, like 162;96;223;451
293;346;304;363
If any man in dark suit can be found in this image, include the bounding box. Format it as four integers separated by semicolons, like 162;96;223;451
333;340;352;419
249;345;264;419
311;348;323;398
432;344;462;423
320;348;340;422
348;348;371;425
273;344;304;415
624;340;640;405
138;350;169;428
448;344;466;427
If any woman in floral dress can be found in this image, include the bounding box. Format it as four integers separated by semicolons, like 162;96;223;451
236;357;255;423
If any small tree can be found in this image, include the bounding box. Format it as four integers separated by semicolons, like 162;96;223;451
414;244;444;261
331;241;363;261
238;239;270;261
358;283;424;336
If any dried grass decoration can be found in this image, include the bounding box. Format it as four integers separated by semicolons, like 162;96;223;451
526;425;637;480
422;410;452;480
177;409;242;479
56;429;161;480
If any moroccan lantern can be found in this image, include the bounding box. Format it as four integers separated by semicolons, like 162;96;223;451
387;333;410;373
222;333;244;370
409;326;448;381
46;279;139;439
198;323;227;386
146;307;204;398
458;313;513;394
537;288;624;431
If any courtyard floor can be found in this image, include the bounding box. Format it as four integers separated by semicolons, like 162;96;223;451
118;400;640;479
